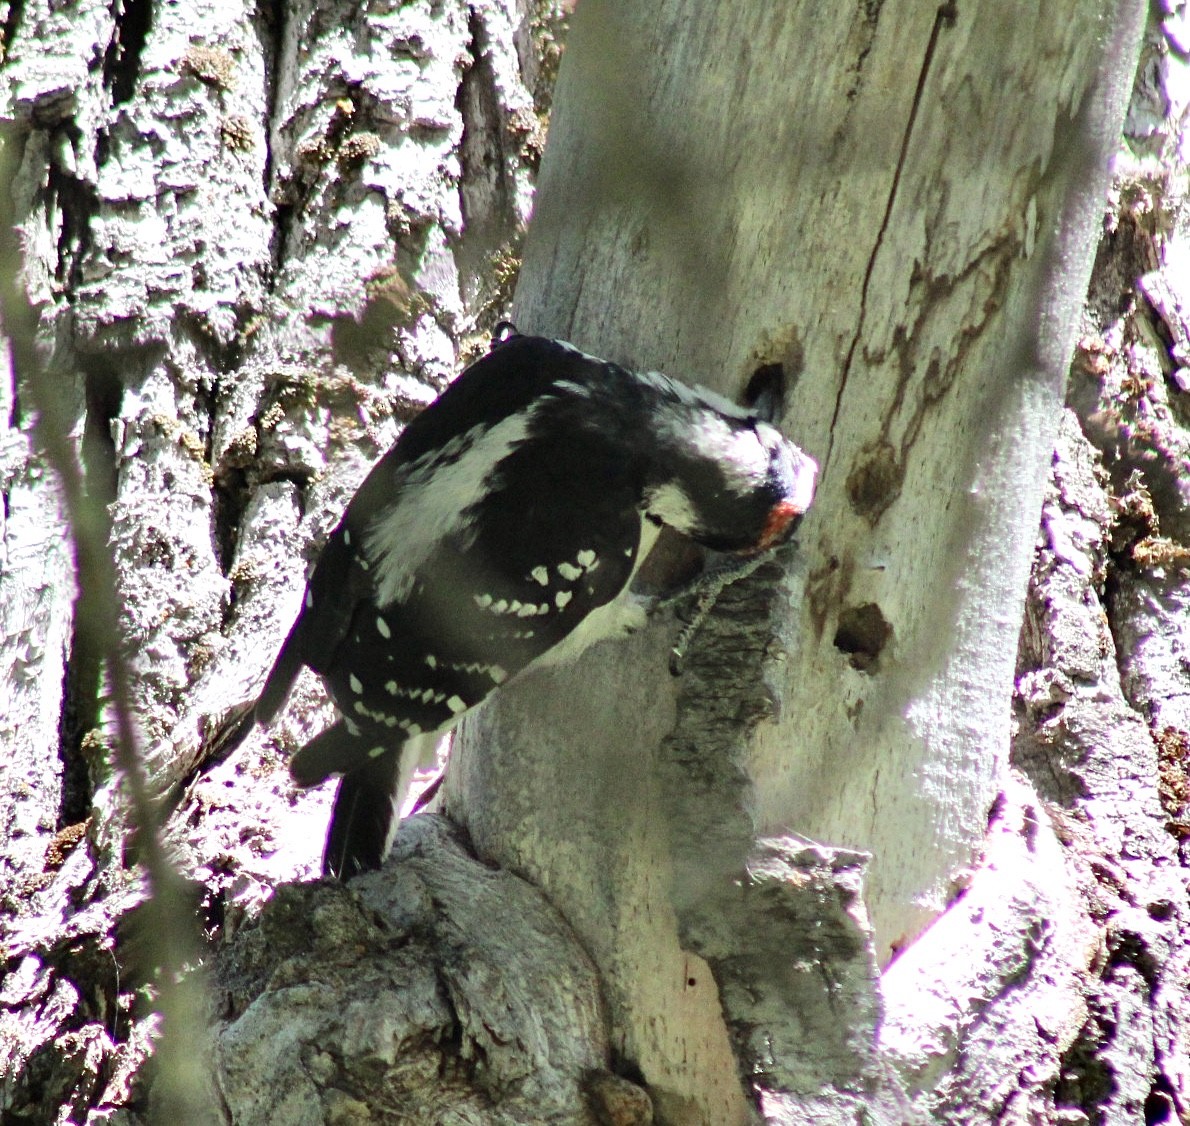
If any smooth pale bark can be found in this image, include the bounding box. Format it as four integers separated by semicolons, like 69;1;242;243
450;1;1146;1120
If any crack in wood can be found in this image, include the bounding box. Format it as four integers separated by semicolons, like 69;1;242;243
823;2;960;472
258;0;288;292
102;0;153;106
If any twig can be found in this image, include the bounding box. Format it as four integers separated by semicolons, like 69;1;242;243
0;129;212;1124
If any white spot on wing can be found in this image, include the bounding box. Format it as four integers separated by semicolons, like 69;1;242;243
425;654;438;669
537;515;659;669
446;695;467;714
555;590;573;609
558;561;582;581
376;616;392;639
530;566;549;586
516;603;538;617
577;549;596;568
304;589;314;609
475;593;493;609
443;660;511;684
349;674;364;694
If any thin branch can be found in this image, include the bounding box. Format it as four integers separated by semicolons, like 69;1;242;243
0;128;213;1124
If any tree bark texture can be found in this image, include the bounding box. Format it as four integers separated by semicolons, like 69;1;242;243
452;1;1149;1121
2;1;1187;1125
0;0;564;1118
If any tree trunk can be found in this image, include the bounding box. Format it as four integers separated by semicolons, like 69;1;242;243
0;0;562;1119
4;1;1187;1125
452;0;1153;1122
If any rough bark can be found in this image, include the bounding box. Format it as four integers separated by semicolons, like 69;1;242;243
214;816;611;1125
2;2;1186;1125
0;0;563;1119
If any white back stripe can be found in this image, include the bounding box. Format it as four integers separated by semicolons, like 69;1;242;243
365;411;536;606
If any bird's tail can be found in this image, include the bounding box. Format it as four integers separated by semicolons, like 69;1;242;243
323;748;407;880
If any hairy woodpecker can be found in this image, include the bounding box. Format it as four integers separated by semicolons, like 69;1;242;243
256;330;817;878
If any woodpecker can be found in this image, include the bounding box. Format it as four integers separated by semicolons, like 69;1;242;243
256;330;817;878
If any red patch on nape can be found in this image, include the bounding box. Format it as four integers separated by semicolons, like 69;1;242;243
755;500;802;551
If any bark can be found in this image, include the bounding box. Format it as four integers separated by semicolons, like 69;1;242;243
214;816;611;1125
1;2;1185;1126
451;1;1148;1121
0;0;563;1119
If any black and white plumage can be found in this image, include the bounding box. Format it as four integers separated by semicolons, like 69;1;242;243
256;331;817;879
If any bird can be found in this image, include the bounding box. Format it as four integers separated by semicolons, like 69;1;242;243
255;328;817;878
